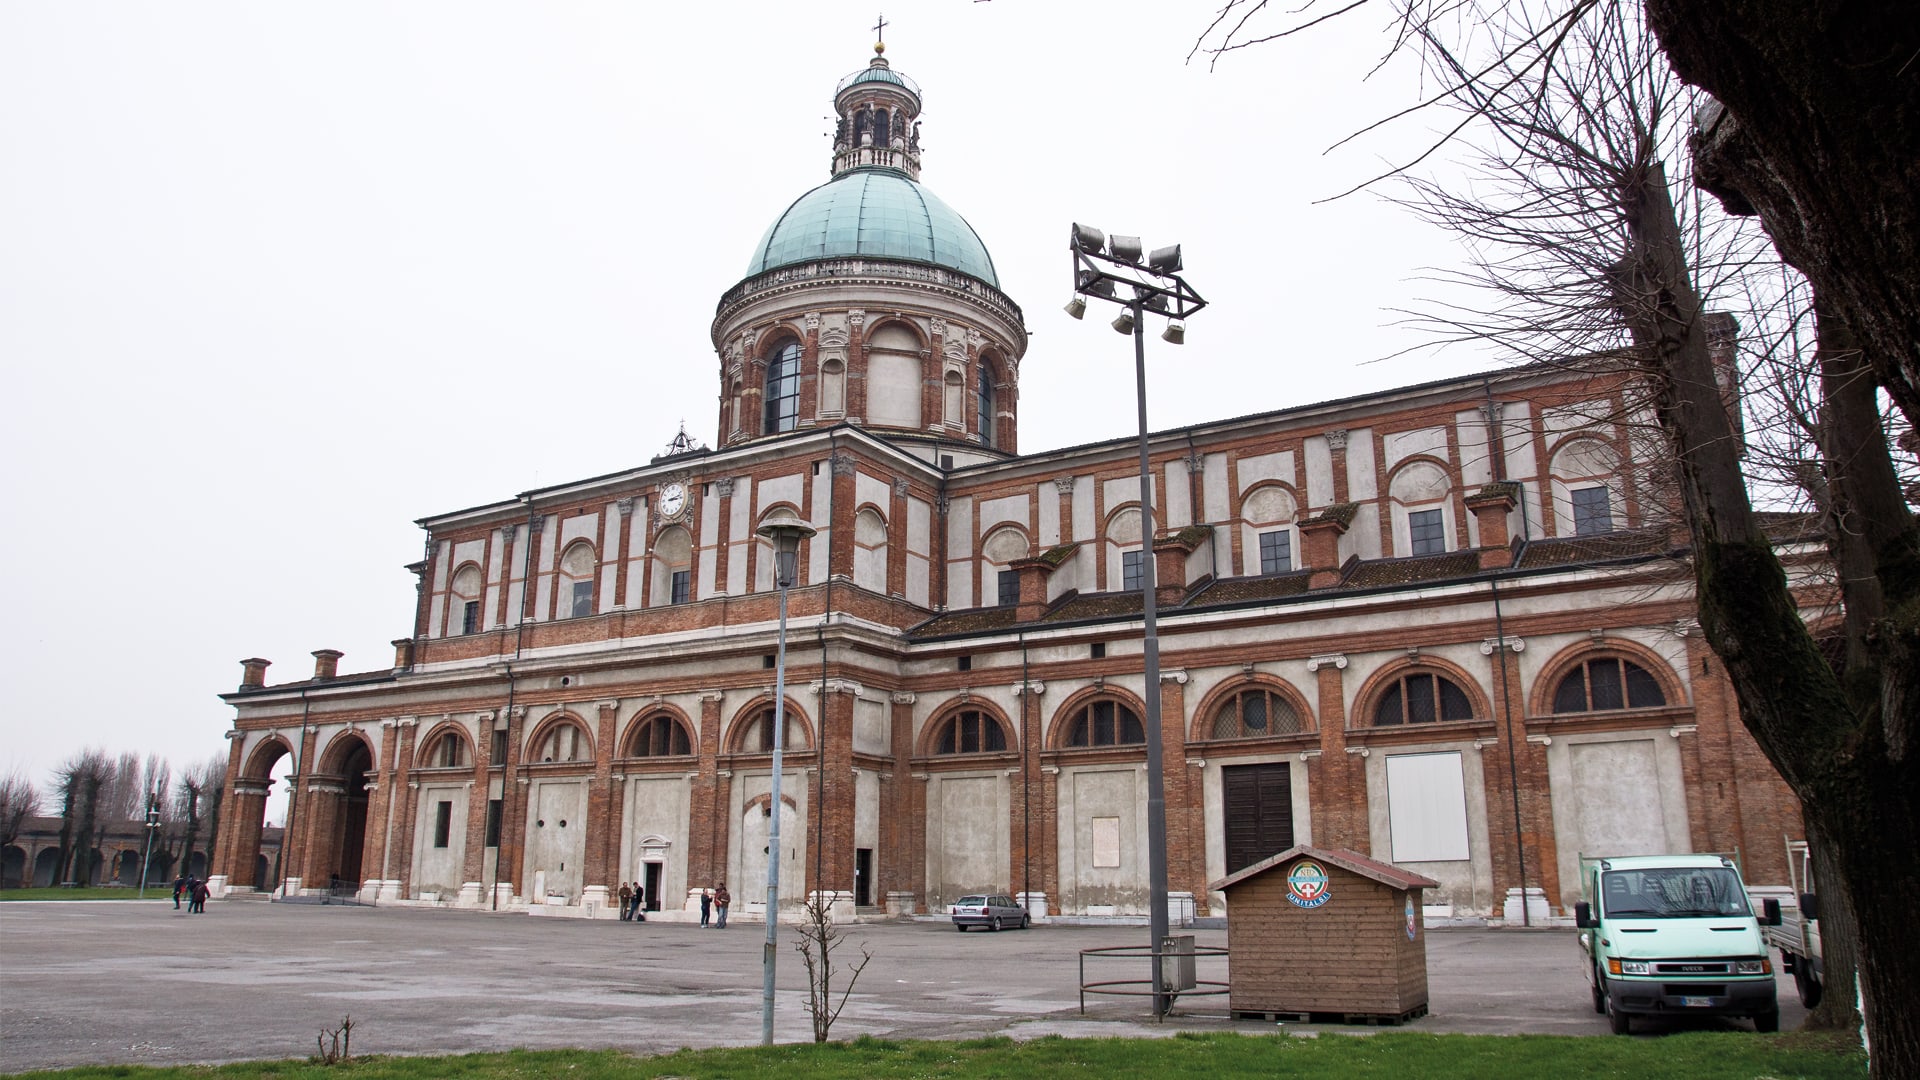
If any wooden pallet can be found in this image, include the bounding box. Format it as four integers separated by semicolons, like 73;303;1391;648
1234;1002;1429;1026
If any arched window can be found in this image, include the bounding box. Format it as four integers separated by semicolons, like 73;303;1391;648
934;709;1009;754
1553;657;1666;713
874;107;891;148
559;541;596;619
628;714;693;757
1210;686;1304;739
424;731;469;768
1551;438;1621;537
1374;671;1475;726
450;564;483;635
763;340;801;435
977;367;995;448
536;722;590;763
1062;699;1146;748
854;106;871;146
1240;486;1298;575
738;708;810;752
652;526;693;606
853;508;888;593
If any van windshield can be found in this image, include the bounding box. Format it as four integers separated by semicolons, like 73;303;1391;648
1601;867;1751;918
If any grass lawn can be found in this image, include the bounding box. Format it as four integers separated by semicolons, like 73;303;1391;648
13;1030;1868;1079
0;887;172;901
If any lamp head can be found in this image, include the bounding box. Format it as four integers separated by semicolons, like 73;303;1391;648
756;513;817;588
1161;321;1186;345
1111;308;1137;335
1110;235;1144;265
1064;296;1087;320
1148;244;1183;273
1070;222;1106;254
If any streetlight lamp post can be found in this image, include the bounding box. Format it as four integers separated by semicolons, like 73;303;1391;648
1066;224;1205;1017
139;795;161;900
755;512;817;1046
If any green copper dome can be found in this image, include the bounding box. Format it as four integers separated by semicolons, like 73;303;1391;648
746;168;999;288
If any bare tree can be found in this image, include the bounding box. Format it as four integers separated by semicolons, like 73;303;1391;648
175;754;226;880
791;895;872;1043
56;750;111;886
1196;0;1915;1069
0;769;39;864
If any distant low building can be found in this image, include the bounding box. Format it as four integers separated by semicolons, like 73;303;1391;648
5;815;278;889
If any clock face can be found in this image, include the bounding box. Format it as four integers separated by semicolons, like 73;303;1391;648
660;482;687;518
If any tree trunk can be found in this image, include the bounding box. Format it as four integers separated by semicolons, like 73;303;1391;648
1618;161;1919;1078
1645;0;1920;434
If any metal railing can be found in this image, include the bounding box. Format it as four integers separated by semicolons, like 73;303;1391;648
1079;938;1229;1015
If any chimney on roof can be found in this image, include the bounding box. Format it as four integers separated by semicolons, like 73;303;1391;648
312;649;344;681
392;638;416;672
1152;528;1207;607
1300;504;1357;589
239;657;272;691
1465;483;1521;570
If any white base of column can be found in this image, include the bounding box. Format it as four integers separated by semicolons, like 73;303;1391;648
206;875;230;899
456;882;484;907
1167;891;1196;927
377;879;403;902
492;883;514;909
582;885;611;918
1017;891;1049;922
885;890;917;916
808;889;855;922
277;876;302;900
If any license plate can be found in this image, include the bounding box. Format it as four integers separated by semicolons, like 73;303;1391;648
1681;996;1714;1008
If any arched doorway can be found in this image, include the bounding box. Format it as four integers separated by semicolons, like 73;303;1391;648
2;845;25;888
217;737;293;891
329;739;372;886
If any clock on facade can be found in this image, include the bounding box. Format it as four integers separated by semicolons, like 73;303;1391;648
659;481;688;520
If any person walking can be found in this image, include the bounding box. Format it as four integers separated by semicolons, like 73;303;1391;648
617;881;633;921
713;882;730;929
172;874;187;910
632;882;646;922
190;878;210;914
699;887;712;928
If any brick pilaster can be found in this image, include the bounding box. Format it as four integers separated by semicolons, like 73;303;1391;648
1307;655;1360;850
588;701;620;890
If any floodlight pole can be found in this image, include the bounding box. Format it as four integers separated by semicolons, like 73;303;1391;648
1065;227;1205;1019
1127;296;1174;1019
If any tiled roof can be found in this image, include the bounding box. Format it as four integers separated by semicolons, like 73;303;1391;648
909;606;1021;637
1211;844;1441;893
1342;551;1483;589
233;669;397;695
1190;572;1314;605
1040;592;1145;623
1515;528;1675;569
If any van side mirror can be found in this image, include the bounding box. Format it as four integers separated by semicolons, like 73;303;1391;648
1762;897;1782;926
1798;892;1819;921
1574;900;1593;928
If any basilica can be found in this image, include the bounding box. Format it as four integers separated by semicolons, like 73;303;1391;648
209;44;1806;922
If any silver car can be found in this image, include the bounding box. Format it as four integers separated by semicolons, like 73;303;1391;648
950;893;1030;931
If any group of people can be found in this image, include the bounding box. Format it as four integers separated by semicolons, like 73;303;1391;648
171;874;210;913
614;881;731;926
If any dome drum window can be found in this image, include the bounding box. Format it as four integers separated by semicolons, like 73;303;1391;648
1553;657;1666;713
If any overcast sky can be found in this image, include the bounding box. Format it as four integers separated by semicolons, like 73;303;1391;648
0;2;1494;797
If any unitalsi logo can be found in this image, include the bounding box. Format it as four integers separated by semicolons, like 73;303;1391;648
1285;859;1331;908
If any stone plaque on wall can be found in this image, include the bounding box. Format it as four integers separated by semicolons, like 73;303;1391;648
1092;816;1121;869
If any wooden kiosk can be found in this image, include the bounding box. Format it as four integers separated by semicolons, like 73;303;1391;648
1212;844;1440;1023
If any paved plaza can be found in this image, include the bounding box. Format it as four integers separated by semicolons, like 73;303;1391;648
0;900;1804;1072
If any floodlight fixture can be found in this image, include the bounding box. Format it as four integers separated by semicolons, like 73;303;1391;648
1111;308;1137;335
1110;234;1144;265
1070;222;1106;254
1148;244;1183;273
1064;296;1087;320
1142;292;1173;315
1162;321;1186;345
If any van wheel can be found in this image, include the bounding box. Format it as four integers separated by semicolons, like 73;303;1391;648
1606;996;1631;1035
1795;964;1823;1008
1591;970;1605;1014
1755;1009;1780;1034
